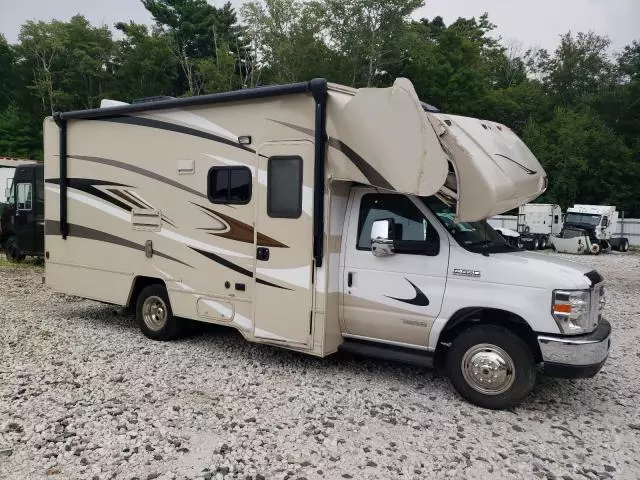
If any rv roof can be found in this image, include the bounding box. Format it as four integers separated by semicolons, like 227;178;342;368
55;79;439;120
0;157;38;167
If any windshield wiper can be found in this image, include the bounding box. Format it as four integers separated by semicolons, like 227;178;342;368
466;240;496;248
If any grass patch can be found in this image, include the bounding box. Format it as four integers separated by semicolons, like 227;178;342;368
0;252;43;269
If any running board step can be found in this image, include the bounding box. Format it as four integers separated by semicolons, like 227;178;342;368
338;338;434;368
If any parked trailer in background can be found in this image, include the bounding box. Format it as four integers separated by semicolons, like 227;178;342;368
517;203;563;250
552;205;630;254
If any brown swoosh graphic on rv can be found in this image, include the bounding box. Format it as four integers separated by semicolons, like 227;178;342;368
189;247;292;290
192;202;288;248
268;119;394;190
68;155;208;200
95;115;255;154
45;220;192;268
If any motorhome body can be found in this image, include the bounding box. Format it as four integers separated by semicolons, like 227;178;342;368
43;78;611;409
517;203;563;250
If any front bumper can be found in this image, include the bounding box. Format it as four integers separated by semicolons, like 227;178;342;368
537;319;611;378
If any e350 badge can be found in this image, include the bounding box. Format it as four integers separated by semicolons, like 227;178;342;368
453;268;481;278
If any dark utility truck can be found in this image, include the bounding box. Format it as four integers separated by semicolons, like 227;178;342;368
0;163;44;261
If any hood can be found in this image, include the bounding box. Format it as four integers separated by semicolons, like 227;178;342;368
427;113;547;222
460;250;595;290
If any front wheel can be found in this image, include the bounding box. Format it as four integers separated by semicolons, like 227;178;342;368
4;236;25;263
447;325;536;409
136;284;182;341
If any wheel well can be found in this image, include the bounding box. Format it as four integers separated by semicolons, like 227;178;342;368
127;276;166;310
434;308;542;369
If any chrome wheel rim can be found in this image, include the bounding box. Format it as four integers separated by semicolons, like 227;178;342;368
142;296;167;331
461;343;515;395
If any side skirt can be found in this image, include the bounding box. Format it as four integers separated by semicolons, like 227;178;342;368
338;337;434;368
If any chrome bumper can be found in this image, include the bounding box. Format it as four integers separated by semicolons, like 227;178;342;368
537;319;611;378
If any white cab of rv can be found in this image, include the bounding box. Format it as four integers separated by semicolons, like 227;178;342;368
43;78;611;409
517;203;563;250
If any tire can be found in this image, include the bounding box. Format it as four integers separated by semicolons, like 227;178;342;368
4;236;25;263
136;284;182;341
620;239;629;252
540;237;547;249
447;325;537;410
532;238;539;250
590;243;601;255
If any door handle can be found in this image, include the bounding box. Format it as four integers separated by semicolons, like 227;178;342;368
256;247;270;261
347;272;353;287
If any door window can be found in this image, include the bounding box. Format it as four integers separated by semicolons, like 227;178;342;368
267;156;303;218
16;183;32;211
357;193;438;255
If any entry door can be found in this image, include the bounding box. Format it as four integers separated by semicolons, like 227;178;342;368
342;191;449;347
15;181;36;253
253;141;315;346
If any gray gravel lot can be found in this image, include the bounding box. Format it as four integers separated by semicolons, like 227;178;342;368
1;252;639;480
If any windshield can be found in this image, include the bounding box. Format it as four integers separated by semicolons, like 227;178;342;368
565;213;601;227
421;196;517;253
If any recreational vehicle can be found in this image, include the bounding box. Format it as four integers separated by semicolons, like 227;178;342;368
43;78;611;409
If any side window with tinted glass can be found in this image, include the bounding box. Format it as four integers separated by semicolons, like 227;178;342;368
207;166;252;204
17;183;32;211
357;193;439;255
267;156;302;219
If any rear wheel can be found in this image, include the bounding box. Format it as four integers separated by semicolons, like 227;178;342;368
620;239;629;252
590;242;601;255
532;237;540;250
4;236;25;263
539;237;547;249
136;284;182;341
447;325;537;409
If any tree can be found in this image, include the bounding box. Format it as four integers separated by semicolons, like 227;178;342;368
113;22;179;100
241;0;332;85
523;107;639;215
0;35;16;111
17;16;114;113
142;0;243;95
537;31;615;106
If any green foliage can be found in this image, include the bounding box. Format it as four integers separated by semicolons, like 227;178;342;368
113;22;179;100
0;1;638;215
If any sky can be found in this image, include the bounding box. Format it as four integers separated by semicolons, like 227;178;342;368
0;0;638;53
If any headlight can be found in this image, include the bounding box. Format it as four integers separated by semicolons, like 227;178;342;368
552;289;592;334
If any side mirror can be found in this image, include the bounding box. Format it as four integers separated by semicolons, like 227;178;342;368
371;219;395;257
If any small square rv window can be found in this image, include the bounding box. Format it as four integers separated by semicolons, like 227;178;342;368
207;166;252;204
267;156;303;218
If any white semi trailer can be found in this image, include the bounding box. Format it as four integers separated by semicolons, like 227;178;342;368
517;203;563;250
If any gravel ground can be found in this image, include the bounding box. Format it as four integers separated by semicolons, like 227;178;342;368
1;252;639;480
